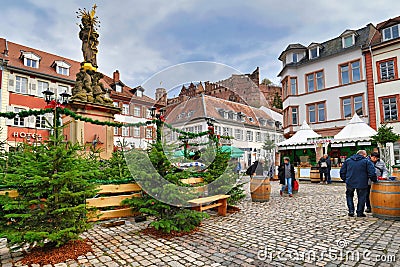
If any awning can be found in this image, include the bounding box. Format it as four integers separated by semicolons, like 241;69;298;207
221;146;245;158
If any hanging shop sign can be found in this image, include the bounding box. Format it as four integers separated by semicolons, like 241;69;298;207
357;141;371;146
342;142;356;147
307;136;334;144
12;132;42;139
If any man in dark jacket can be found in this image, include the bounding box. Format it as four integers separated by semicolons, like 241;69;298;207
340;150;377;217
318;155;329;184
278;157;295;197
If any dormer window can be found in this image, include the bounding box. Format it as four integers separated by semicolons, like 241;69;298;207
57;66;68;75
342;35;355;48
115;84;122;93
21;52;41;68
292;53;298;63
26;58;37;68
340;30;357;48
136;90;143;97
309;47;319;59
52;60;71;76
383;24;400;41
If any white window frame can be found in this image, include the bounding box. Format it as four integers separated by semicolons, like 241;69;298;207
35;115;47;129
292;53;298;63
15;76;28;94
146;128;153;139
234;129;243;140
122;126;129;136
246;130;253;141
134;106;141;117
382;97;398;121
122;104;130;115
380;60;395;81
256;132;261;142
114;127;119;135
309;47;319;59
383;24;400;41
25;58;38;68
57;66;69;76
292;107;298;125
134;127;140;137
342;35;355;48
13;107;26;126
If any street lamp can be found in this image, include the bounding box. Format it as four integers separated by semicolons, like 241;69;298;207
42;89;70;140
205;116;215;127
150;106;164;142
43;89;55;104
150;106;157;118
60;91;71;105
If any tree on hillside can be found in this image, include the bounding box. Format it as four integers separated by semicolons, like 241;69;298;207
260;78;273;85
272;92;283;109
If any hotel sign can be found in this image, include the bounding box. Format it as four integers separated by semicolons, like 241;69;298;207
12;132;42;139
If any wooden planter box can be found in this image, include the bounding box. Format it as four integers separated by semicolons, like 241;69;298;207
87;183;142;222
0;183;142;222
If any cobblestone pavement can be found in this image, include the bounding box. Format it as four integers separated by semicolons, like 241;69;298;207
1;181;400;267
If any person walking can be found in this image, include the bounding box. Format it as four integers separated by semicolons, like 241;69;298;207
318;155;329;184
326;154;332;184
340;150;377;217
365;152;388;213
278;157;295;197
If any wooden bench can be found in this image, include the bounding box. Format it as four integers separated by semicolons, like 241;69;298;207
188;194;230;216
181;178;230;216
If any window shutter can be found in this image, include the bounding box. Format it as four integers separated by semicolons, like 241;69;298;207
28;79;37;95
6;106;14;126
8;74;15;92
27;116;36;128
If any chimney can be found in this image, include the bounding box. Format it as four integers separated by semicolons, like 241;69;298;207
113;70;120;82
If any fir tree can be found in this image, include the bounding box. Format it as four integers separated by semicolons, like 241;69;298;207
0;134;98;248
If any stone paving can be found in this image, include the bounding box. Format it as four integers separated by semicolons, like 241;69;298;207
1;180;400;267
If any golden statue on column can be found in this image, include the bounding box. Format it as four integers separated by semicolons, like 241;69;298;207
71;4;113;105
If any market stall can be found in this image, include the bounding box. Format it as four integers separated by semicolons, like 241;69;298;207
277;121;322;179
330;114;378;167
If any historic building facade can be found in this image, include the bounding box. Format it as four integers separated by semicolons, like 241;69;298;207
363;16;400;163
107;70;155;149
278;24;375;138
0;38;79;147
165;94;283;169
0;38;155;150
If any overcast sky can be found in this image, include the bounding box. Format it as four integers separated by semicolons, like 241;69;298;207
1;0;400;97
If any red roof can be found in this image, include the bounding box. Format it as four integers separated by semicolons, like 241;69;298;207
2;38;81;82
1;38;154;103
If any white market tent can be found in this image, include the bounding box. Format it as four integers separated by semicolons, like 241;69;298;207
277;120;321;150
332;113;377;145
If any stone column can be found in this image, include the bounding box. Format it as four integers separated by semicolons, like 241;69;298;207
63;100;121;159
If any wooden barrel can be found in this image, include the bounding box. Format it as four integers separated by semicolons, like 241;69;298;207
310;169;320;183
250;176;271;202
371;180;400;220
